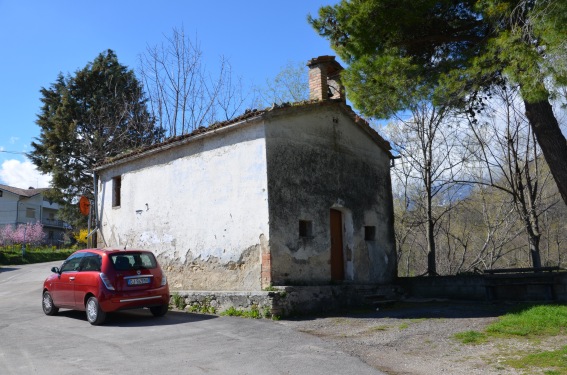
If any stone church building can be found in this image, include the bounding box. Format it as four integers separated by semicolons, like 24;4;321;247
94;56;396;291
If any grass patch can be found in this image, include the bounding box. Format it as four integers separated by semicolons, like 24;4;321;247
263;284;278;291
454;330;488;344
221;306;262;319
455;305;567;344
0;247;74;265
220;305;279;320
399;322;409;330
368;325;390;332
486;305;567;337
505;345;567;374
453;305;567;374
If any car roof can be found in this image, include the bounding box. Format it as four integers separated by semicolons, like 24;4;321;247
75;248;154;255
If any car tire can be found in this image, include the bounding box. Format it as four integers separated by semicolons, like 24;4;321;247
86;296;106;325
42;291;59;316
150;304;169;317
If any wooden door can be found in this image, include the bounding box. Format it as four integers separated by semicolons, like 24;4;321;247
330;209;344;281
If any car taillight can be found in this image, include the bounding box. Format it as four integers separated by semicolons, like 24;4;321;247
99;273;115;291
160;272;167;286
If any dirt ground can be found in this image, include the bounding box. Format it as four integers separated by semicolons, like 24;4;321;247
277;300;559;375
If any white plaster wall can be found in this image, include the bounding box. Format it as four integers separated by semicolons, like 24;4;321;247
97;122;270;268
0;191;19;225
22;195;44;223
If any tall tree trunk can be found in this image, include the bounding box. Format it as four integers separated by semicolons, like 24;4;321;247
528;233;542;269
523;99;567;205
426;189;437;276
426;219;436;275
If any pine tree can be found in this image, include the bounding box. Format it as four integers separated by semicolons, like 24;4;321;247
309;0;567;206
29;50;164;227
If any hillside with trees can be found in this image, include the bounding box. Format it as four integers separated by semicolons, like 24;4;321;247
311;0;567;274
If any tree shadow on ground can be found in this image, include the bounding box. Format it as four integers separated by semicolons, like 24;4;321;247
0;267;20;273
289;300;523;321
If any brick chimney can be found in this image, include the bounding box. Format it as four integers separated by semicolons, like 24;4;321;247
307;55;344;101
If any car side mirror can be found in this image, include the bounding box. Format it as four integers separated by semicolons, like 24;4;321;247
51;267;61;274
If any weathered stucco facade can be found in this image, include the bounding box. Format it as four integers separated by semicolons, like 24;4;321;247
95;56;396;291
264;103;395;286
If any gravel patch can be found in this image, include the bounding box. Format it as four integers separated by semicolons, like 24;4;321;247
277;300;552;375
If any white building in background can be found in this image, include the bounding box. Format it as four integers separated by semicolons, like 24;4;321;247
0;184;67;246
94;56;397;291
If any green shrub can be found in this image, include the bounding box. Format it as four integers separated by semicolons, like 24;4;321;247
187;297;216;314
171;293;186;310
0;247;74;265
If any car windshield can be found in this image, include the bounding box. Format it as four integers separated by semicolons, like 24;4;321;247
110;252;157;271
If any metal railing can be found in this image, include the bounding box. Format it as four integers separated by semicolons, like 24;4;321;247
41;218;68;228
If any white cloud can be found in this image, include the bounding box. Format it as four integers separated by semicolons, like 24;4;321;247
9;137;19;144
0;159;52;189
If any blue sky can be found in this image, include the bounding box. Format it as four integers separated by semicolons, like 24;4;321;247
0;0;339;188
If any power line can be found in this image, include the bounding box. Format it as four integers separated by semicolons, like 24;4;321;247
0;150;27;155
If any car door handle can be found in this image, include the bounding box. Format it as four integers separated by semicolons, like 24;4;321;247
69;277;75;281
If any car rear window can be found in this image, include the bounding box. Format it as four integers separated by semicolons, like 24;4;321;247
110;252;157;271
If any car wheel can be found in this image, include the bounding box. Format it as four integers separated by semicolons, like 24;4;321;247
42;291;59;316
86;296;106;325
150;304;168;317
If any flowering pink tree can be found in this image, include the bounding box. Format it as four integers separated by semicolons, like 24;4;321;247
11;225;26;244
0;225;15;245
2;223;46;245
26;222;46;245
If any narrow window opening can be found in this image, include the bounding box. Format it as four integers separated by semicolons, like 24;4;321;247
112;176;121;207
365;226;376;241
299;220;313;238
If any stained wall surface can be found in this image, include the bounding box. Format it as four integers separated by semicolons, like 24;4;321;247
264;104;396;285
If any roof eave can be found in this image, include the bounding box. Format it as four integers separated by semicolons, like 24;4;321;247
93;114;265;172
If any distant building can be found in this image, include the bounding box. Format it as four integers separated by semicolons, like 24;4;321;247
94;56;397;291
0;184;67;246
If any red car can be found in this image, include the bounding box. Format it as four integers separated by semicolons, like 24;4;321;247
42;249;170;325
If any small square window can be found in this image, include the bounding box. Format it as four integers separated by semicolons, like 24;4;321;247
112;176;121;207
26;208;36;219
299;220;313;238
365;226;376;241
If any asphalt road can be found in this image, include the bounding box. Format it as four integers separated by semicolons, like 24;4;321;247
0;261;384;375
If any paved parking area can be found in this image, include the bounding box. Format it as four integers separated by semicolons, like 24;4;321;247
0;261;383;375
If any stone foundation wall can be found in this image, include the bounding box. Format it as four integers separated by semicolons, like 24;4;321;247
170;284;403;318
398;272;567;302
169;273;567;319
397;275;487;300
